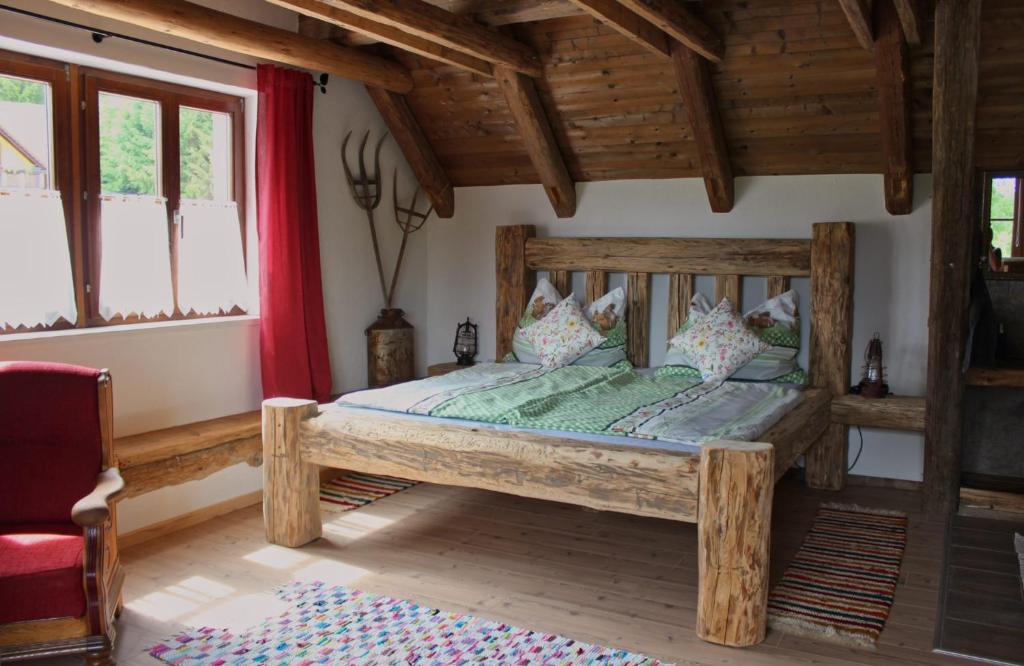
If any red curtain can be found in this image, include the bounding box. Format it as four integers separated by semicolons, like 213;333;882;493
256;64;332;402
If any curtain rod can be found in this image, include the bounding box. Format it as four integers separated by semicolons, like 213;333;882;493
0;3;257;71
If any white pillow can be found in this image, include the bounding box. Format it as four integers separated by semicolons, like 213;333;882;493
673;298;770;383
525;296;605;368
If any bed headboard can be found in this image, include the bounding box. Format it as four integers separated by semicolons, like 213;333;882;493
495;223;854;396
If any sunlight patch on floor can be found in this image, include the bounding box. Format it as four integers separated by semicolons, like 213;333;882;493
130;590;200;622
293;559;370;586
242;544;313;569
181;592;289;632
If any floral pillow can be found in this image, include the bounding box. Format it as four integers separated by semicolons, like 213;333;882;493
525;296;606;368
672;298;769;383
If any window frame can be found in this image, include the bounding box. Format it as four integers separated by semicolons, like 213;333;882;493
0;47;248;336
982;171;1024;261
81;68;247;327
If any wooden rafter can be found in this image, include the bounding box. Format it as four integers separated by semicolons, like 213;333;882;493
891;0;923;45
44;0;413;93
924;0;983;514
614;0;723;62
494;66;577;217
319;0;543;76
671;43;733;213
567;0;670;58
366;86;456;218
271;0;493;76
874;0;913;214
837;0;875;51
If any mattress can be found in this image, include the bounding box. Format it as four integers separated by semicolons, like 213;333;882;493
336;362;805;451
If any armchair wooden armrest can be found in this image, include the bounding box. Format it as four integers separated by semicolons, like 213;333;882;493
72;467;125;528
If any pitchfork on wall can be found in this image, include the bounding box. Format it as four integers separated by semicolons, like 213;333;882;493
341;130;434;310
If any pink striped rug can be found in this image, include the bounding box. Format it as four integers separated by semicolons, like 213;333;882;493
319;472;417;512
767;502;908;646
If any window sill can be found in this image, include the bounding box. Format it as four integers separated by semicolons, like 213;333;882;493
0;314;259;344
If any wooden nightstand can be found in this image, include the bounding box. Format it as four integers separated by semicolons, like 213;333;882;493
427;362;465;377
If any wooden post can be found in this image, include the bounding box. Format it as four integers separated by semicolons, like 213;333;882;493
923;0;983;514
495;225;536;360
875;0;913;215
263;398;321;547
806;222;855;490
697;440;773;647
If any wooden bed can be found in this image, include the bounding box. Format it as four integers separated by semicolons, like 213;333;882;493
261;222;855;648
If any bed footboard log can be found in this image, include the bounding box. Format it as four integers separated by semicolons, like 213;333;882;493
263;398;322;547
806;222;855;491
697;440;773;647
496;225;537;359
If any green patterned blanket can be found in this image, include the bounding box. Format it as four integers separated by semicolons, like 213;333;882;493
339;363;804;447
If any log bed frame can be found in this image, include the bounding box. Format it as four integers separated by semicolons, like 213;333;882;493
261;221;854;648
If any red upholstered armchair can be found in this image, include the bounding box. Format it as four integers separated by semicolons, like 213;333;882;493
0;362;125;665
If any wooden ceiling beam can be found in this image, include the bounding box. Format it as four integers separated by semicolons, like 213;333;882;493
44;0;413;93
874;0;912;214
837;0;875;51
319;0;543;77
366;87;455;218
670;43;733;213
614;0;723;62
494;66;576;217
567;0;670;58
271;0;493;76
891;0;923;45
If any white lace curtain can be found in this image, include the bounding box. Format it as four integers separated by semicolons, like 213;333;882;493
177;200;248;316
98;194;175;321
0;189;77;329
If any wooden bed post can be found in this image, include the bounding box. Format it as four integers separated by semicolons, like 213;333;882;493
495;225;536;360
263;398;321;547
697;440;774;647
806;222;855;490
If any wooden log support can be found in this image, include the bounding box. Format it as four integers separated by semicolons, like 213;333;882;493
273;0;493;76
924;0;983;514
831;394;926;431
767;275;790;299
320;0;542;76
671;43;733;213
494;67;577;218
616;0;724;62
263;398;321;548
567;0;670;58
45;0;414;93
365;86;455;218
714;274;740;308
496;225;537;359
892;0;923;45
627;271;651;367
697;440;773;647
667;272;694;335
585;270;608;306
838;0;875;51
549;270;571;297
806;222;855;491
875;0;913;215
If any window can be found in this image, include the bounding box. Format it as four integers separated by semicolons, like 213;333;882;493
0;49;248;334
983;173;1023;262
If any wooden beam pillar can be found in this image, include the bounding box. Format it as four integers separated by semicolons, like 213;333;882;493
697;440;773;647
806;222;855;491
263;398;321;548
494;67;577;218
892;0;923;45
616;0;724;62
495;225;537;359
924;0;983;515
671;43;733;213
366;86;455;218
838;0;875;51
567;0;670;58
875;0;913;215
45;0;413;93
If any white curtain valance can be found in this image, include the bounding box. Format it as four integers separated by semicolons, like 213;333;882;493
176;199;248;316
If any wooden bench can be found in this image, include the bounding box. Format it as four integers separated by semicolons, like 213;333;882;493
114;410;261;499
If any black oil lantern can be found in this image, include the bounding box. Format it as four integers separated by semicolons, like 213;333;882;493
856;333;888;399
453;318;478;366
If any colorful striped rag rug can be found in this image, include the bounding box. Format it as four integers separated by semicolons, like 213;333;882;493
319;472;417;512
148;581;672;665
767;502;908;647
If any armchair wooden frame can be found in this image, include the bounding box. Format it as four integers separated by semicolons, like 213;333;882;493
0;371;126;665
261;222;855;648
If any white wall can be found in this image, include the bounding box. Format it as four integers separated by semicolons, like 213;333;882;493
425;175;932;481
